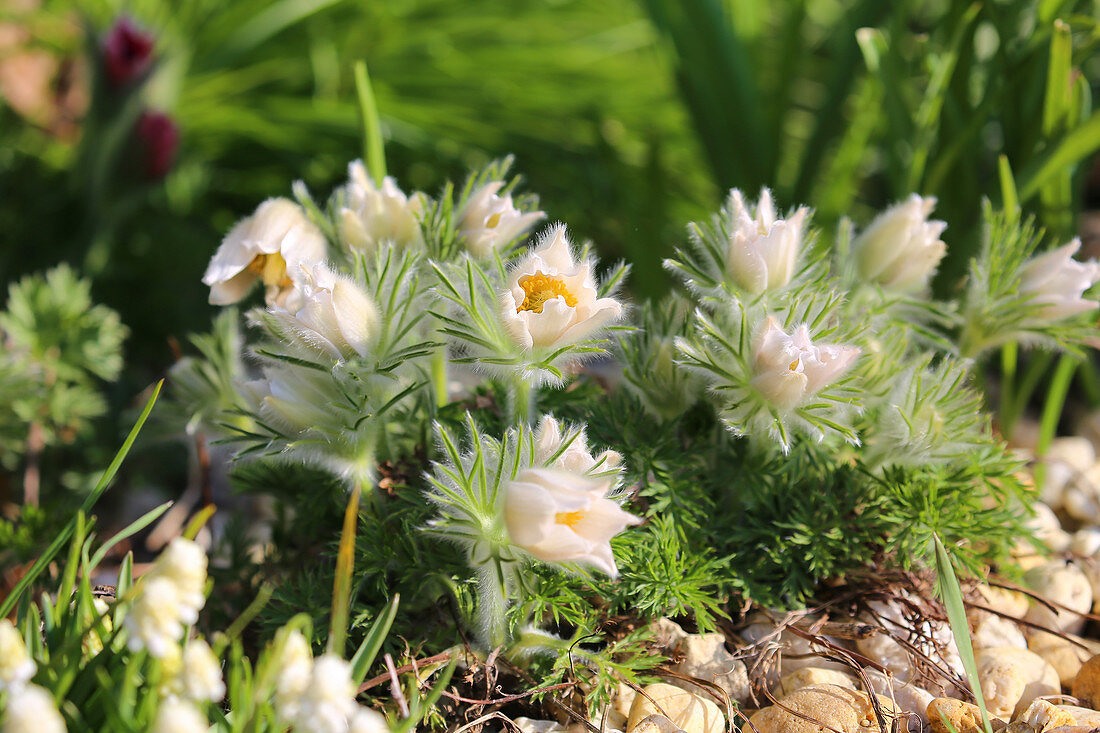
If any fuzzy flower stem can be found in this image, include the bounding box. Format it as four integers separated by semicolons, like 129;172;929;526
328;481;362;657
511;378;536;426
431;351;449;408
477;560;509;650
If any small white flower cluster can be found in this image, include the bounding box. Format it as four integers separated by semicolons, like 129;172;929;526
273;630;388;733
124;537;208;658
161;639;225;703
0;621;66;733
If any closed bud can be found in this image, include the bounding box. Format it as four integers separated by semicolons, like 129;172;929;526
853;194;946;293
725;189;808;294
1019;238;1100;320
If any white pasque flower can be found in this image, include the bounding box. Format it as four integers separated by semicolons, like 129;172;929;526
1019;238;1100;320
500;225;623;350
269;263;380;361
503;467;640;577
203;198;327;310
457;181;544;257
338;160;426;253
151;697;207;733
2;684;66;733
292;654;358;733
0;620;35;692
751;317;860;411
725;189;809;294
853;194;947;293
244;366;334;436
533;415;620;474
124;537;208;658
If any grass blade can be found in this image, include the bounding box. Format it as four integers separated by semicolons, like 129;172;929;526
350;594;401;684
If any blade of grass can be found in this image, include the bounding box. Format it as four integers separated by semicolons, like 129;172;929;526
328;482;362;656
0;381;162;619
354;59;387;185
933;533;994;733
350;594;401;684
88;501;172;572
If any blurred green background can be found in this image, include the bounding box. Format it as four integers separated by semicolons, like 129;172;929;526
2;0;1100;507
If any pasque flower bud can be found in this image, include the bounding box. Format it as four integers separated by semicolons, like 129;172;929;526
853;194;946;293
1019;238;1100;320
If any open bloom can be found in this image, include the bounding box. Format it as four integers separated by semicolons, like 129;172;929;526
725;189;808;294
853;194;947;293
533;415;620;474
0;620;35;692
457;181;544;257
504;467;640;577
500;225;623;350
177;640;225;702
751;317;860;410
1019;238;1100;320
2;684;66;733
338;161;425;253
270;263;380;361
203;198;327;309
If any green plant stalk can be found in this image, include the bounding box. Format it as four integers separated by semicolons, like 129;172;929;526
353;60;387;186
431;351;449;408
999;342;1018;438
0;381;162;619
477;559;509;650
933;533;994;733
328;481;362;656
1033;353;1078;490
511;377;536;426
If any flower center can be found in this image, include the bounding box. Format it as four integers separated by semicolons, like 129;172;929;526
486;212;502;229
517;271;578;314
246;253;292;289
554;510;584;529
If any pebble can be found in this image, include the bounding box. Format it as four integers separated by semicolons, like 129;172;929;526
856;597;961;685
971;610;1028;650
863;669;935;729
978;585;1031;619
1070;528;1100;558
1027;630;1100;687
1054;706;1100;726
1023;561;1092;635
926;698;1005;733
1025;504;1072;554
1010;699;1076;732
1070;654;1100;710
748;684;896;733
628;715;684;733
513;719;568;733
1038;437;1094;510
626;683;724;733
672;632;750;703
975;647;1061;720
778;667;857;695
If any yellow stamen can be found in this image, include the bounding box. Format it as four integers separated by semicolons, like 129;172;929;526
555;510;584;529
486;212;502;229
246;253;292;289
517;271;578;314
788;358;800;371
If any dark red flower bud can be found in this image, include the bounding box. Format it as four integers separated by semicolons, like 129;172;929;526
136;110;179;180
102;17;154;87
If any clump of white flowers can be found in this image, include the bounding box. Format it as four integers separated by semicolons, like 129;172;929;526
151;697;208;733
2;684;67;733
0;620;36;693
272;631;388;733
724;188;808;294
750;317;860;411
124;537;208;658
161;639;225;703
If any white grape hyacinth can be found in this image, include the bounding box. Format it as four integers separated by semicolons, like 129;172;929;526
349;706;390;733
338;160;426;253
273;629;314;723
269;263;380;361
124;537;208;658
853;194;947;293
176;640;225;702
457;181;544;257
151;697;208;733
292;654;358;733
2;684;66;733
724;189;809;294
751;317;860;411
0;619;36;692
203;198;327;310
1019;238;1100;320
500;224;623;351
503;466;640;577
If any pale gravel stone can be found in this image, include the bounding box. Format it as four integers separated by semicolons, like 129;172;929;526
1023;561;1093;635
626;683;724;733
974;646;1060;720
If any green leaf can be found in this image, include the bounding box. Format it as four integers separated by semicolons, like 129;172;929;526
349;594;401;684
